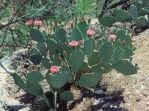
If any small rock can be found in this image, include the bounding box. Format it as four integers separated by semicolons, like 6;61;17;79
18;107;31;111
136;97;141;102
0;88;9;96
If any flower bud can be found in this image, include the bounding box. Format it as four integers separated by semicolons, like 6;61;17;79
123;41;126;46
58;56;62;61
63;51;67;56
62;62;66;66
78;40;83;46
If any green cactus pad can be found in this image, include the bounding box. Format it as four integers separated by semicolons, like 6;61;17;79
101;64;113;74
135;2;143;11
46;71;71;89
130;5;138;20
113;47;124;64
50;34;59;42
60;91;74;101
29;48;39;55
91;63;113;74
78;20;88;39
113;9;131;22
139;8;149;16
37;42;47;56
75;72;101;87
57;28;68;44
29;54;42;65
116;30;131;44
29;29;45;42
113;60;137;75
44;91;54;108
50;55;61;66
84;39;93;55
37;98;50;110
88;52;100;66
61;45;71;59
46;39;59;55
142;0;149;6
26;71;44;83
123;48;133;59
71;27;83;41
26;81;43;96
12;73;27;89
41;57;51;69
99;16;116;27
99;42;113;64
68;49;84;72
78;62;89;72
136;16;149;28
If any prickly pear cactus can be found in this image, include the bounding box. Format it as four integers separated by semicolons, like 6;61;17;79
12;16;138;110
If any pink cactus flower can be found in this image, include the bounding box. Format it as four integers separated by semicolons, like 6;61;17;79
50;66;60;74
109;34;117;41
34;20;42;26
25;20;33;26
87;29;95;36
63;51;67;56
131;37;136;41
69;41;79;47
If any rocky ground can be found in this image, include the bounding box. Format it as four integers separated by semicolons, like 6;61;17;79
0;23;149;111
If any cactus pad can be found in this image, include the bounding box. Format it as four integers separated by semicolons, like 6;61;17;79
57;28;67;44
88;52;100;66
75;72;101;87
29;29;45;42
26;71;44;83
37;98;50;110
46;39;59;55
113;9;131;22
99;16;116;27
26;81;43;96
12;73;27;89
84;39;93;55
29;54;42;65
78;20;88;39
113;47;124;64
68;49;84;72
71;27;83;41
37;42;47;56
113;60;137;75
136;16;149;28
130;5;138;20
60;91;74;101
99;42;113;64
46;71;71;89
41;57;50;69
